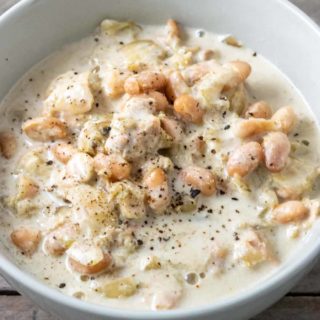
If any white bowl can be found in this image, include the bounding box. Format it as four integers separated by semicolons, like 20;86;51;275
0;0;320;319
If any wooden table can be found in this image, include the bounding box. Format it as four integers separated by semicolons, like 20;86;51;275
0;0;320;319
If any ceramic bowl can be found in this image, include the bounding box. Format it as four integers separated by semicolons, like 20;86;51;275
0;0;320;319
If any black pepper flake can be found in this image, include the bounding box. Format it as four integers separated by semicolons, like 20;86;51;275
137;239;143;246
231;197;239;201
252;52;257;57
102;126;111;136
190;188;201;198
58;283;66;289
219;190;226;195
197;30;205;37
302;140;309;146
46;160;53;166
224;125;231;130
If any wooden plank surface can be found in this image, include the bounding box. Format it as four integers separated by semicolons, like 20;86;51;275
0;296;56;320
255;297;320;320
0;296;320;320
292;260;320;294
0;0;320;319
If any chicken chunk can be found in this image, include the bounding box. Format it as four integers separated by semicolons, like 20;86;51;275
108;181;146;220
234;229;272;267
105;96;163;161
44;71;93;115
43;223;80;256
67;242;112;275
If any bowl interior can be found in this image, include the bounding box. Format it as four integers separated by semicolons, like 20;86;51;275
0;0;320;319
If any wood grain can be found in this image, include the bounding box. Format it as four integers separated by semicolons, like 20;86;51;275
255;297;320;320
1;295;320;320
292;260;320;294
0;0;320;319
0;296;57;320
0;276;12;292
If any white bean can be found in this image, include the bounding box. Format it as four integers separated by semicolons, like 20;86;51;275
263;132;290;172
227;141;263;177
22;117;68;142
272;201;309;224
180;166;216;196
272;106;297;134
11;227;41;255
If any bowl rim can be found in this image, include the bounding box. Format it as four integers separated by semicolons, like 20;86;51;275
0;0;320;318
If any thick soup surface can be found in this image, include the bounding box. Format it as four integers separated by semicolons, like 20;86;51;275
0;20;320;311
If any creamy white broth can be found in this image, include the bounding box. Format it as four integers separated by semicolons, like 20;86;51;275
0;20;319;311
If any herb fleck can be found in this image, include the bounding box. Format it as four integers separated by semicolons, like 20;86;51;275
190;188;201;198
